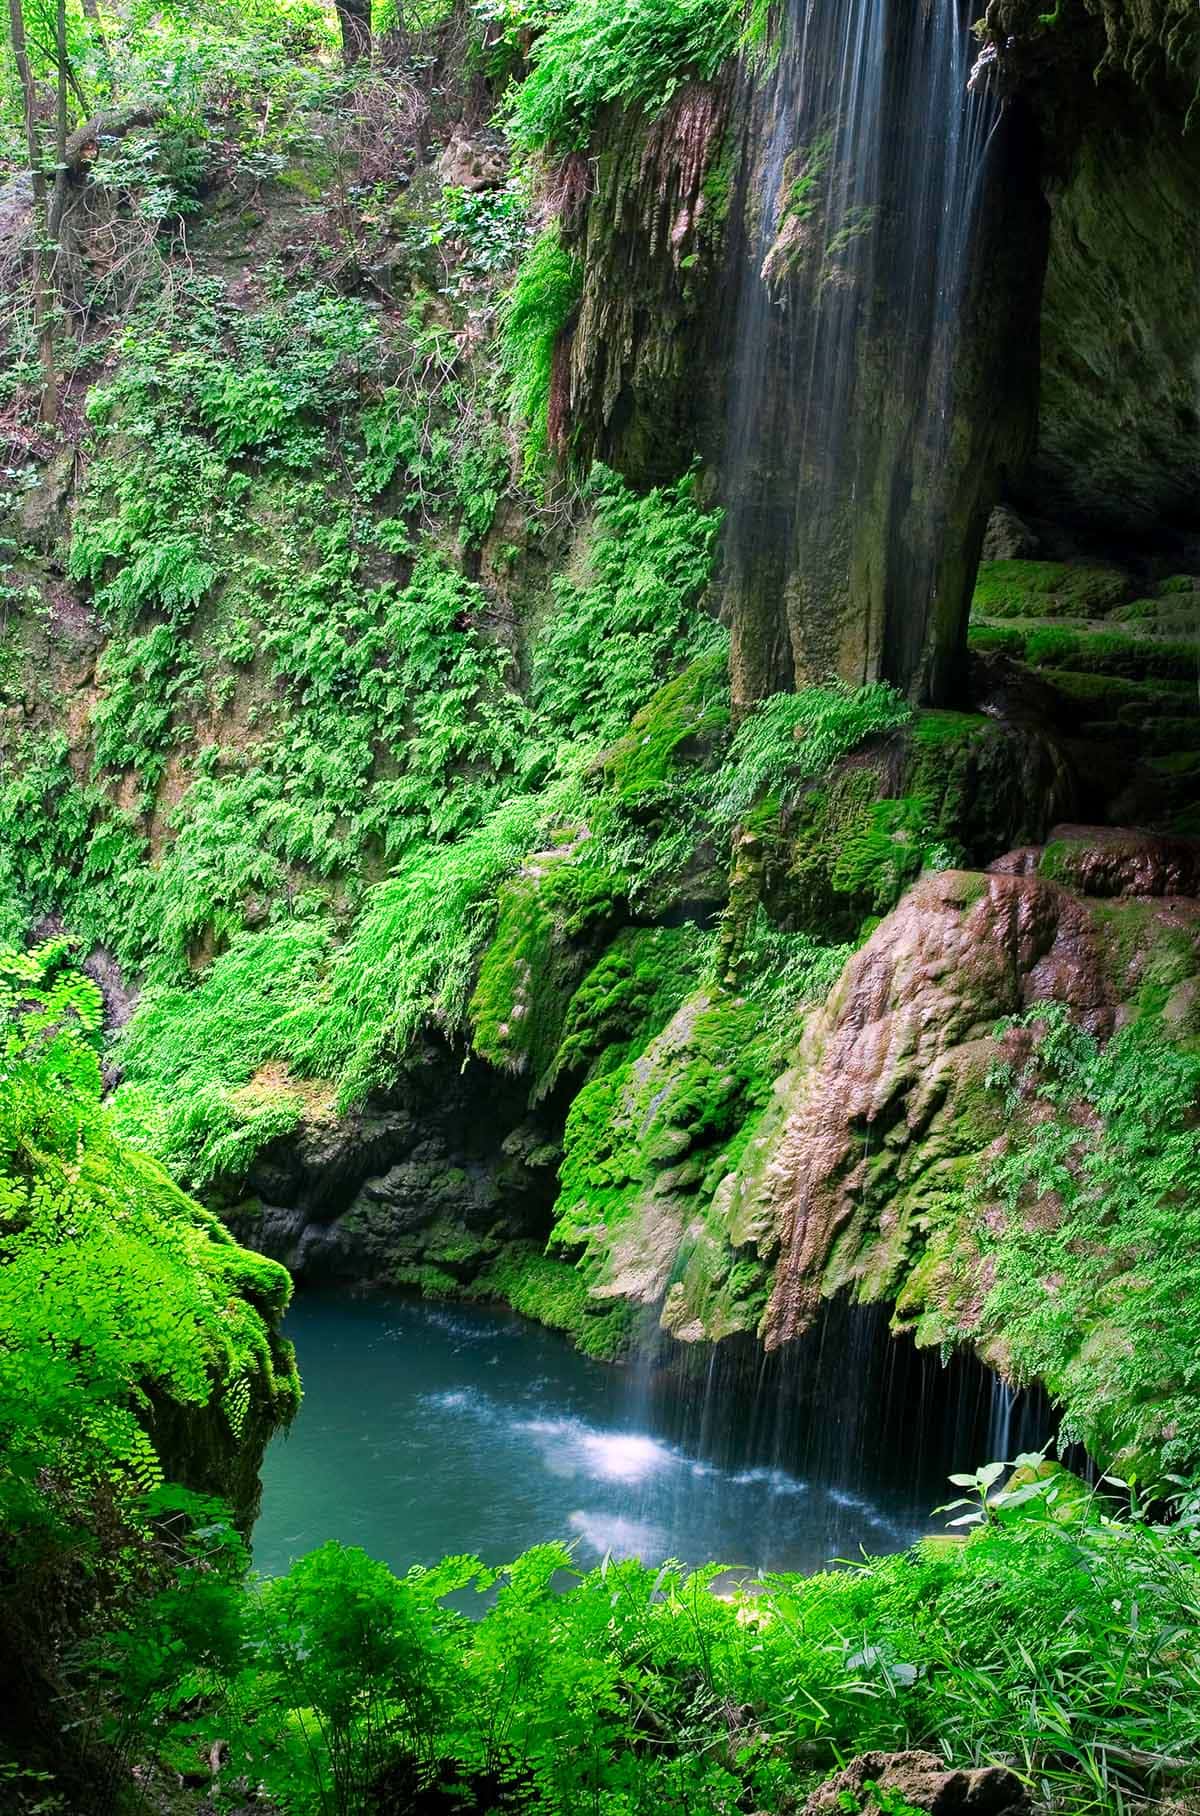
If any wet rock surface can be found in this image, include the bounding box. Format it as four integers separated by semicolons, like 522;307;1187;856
991;824;1200;898
232;1046;560;1286
756;862;1200;1348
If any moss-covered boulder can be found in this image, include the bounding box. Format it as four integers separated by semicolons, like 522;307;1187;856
765;710;1074;940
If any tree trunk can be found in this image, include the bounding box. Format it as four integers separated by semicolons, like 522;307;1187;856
52;0;69;245
7;0;58;424
334;0;371;67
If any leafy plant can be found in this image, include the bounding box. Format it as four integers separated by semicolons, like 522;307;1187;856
508;0;743;153
971;1002;1200;1477
502;225;581;479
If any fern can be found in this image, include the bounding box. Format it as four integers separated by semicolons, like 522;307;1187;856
712;682;912;824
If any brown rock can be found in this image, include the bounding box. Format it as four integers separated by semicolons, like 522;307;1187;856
733;867;1200;1348
991;825;1200;899
437;131;506;192
802;1749;1029;1816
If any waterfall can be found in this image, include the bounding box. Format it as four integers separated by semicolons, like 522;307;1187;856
721;0;1009;706
987;1376;1017;1462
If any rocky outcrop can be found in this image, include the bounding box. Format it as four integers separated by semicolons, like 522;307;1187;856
229;1046;561;1289
981;0;1200;535
748;861;1200;1350
803;1751;1029;1816
1027;103;1200;533
518;824;1200;1466
556;78;733;484
992;824;1200;898
553;0;1199;706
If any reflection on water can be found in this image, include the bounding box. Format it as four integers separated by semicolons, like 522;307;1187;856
253;1293;945;1582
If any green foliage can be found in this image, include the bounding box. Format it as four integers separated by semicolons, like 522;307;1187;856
469;861;623;1084
973;1002;1200;1477
113;916;333;1185
97;1485;1200;1816
533;469;725;747
551;920;837;1283
547;922;714;1089
712;682;912;825
509;0;742;152
98;453;728;1148
0;731;148;961
830;793;960;915
69;282;378;627
0;940;297;1559
472;1243;634;1358
502;226;581;479
971;559;1129;620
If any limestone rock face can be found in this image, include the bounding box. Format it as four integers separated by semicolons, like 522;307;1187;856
981;0;1200;533
556;0;1199;706
234;1048;559;1287
803;1750;1029;1816
1030;105;1200;532
556;79;733;486
751;857;1200;1349
992;824;1200;898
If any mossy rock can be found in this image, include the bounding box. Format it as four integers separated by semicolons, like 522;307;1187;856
967;622;1024;657
770;714;1064;936
471;1241;635;1360
1022;625;1198;682
550;987;789;1310
970;559;1129;620
603;644;730;808
997;1458;1091;1524
545;922;712;1093
469;860;624;1086
1037;667;1167;717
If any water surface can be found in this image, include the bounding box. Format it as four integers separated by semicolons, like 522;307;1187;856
254;1294;937;1581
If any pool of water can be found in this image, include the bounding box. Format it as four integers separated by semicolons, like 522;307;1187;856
253;1293;936;1582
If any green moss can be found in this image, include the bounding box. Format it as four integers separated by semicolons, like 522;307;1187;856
548;923;842;1322
970;559;1129;619
1024;625;1194;681
967;623;1024;657
1151;749;1200;778
389;1263;463;1298
912;709;990;748
603;644;730;807
829;794;956;915
546;923;712;1091
471;1243;634;1360
1109;597;1170;622
1037;668;1171;713
469;861;623;1086
778;711;1002;937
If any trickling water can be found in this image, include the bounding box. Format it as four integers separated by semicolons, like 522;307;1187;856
254;1293;1055;1589
722;0;999;700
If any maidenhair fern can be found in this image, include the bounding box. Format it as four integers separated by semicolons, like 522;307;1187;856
509;0;743;153
712;681;912;823
502;227;581;480
974;1002;1200;1476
